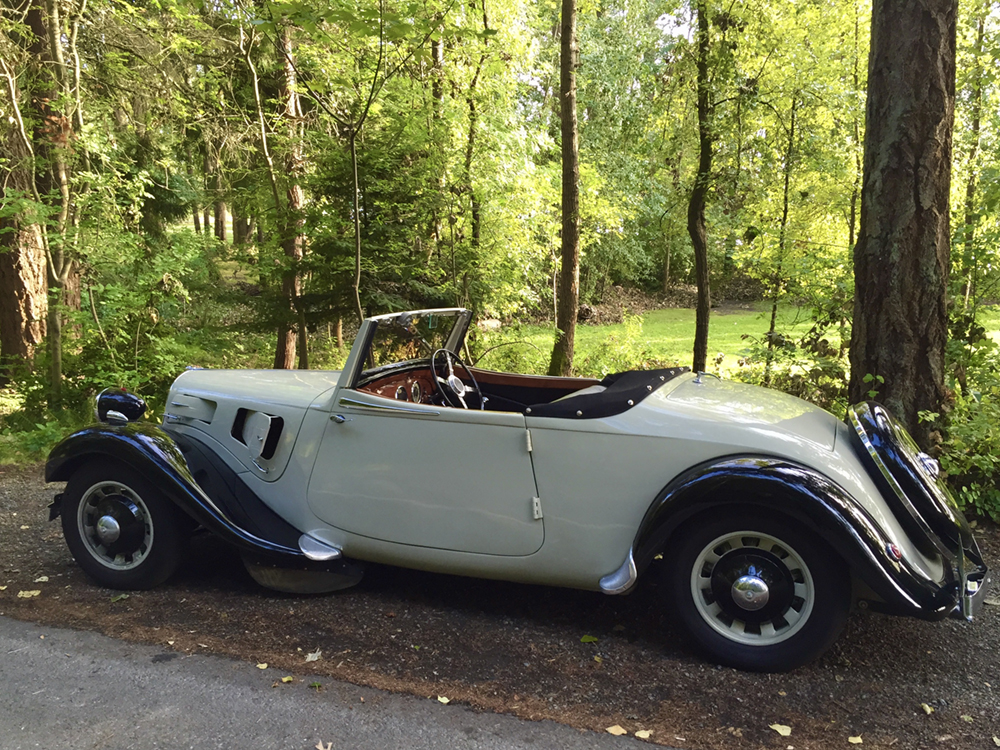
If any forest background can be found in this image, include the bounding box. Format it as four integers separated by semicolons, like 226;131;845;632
3;0;1000;518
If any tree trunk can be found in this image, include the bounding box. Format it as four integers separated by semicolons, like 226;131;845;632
25;0;76;409
687;0;712;373
960;11;984;308
764;96;797;387
0;209;46;383
548;0;580;377
0;85;47;382
849;0;955;448
209;142;226;243
848;7;862;252
273;28;306;369
233;216;251;246
350;129;365;325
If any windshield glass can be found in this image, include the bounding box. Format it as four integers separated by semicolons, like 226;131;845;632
362;311;464;376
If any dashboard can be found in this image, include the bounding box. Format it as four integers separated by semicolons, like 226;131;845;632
357;367;438;405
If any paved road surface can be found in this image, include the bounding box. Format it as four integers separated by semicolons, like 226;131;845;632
0;616;654;750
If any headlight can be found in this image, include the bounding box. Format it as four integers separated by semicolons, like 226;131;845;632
95;388;146;425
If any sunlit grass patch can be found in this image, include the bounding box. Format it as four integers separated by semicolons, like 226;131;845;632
473;304;833;378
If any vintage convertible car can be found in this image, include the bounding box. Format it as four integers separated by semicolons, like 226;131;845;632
45;308;988;671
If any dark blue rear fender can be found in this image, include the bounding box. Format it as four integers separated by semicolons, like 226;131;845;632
46;422;304;559
634;457;960;620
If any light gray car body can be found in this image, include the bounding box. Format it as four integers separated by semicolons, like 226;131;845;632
161;308;939;591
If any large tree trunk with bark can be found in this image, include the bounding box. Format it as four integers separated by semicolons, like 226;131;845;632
23;0;76;408
0;86;48;383
548;0;580;377
849;0;955;448
687;0;712;373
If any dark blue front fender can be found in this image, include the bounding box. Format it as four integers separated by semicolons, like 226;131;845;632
46;422;304;559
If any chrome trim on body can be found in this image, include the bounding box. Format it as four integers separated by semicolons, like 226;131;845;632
298;534;343;561
599;549;637;595
338;396;440;416
848;406;905;500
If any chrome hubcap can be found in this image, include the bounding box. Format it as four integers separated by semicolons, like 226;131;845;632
732;574;769;611
95;515;121;544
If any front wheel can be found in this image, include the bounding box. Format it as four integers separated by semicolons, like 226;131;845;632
61;461;188;590
667;512;850;672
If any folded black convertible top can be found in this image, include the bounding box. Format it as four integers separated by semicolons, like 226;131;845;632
526;367;690;419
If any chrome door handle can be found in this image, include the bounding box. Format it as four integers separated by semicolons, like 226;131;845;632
331;414;353;424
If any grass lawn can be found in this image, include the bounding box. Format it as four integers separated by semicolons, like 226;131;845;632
473;302;835;378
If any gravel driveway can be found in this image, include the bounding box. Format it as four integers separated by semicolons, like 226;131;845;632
2;464;998;749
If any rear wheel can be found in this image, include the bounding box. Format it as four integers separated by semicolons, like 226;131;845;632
668;512;850;671
61;461;188;590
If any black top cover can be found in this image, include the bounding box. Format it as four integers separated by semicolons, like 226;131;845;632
526;367;690;419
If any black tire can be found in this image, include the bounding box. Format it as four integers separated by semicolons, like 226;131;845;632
667;511;851;672
61;460;188;590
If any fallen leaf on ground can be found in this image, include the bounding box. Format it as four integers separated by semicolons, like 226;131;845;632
256;663;268;670
20;525;29;530
992;736;999;746
612;624;626;632
437;696;450;704
921;703;934;715
985;597;1000;606
17;590;40;598
960;715;974;723
594;656;603;663
848;736;863;744
0;586;7;591
316;742;332;750
770;724;792;737
606;725;627;736
33;576;48;583
305;649;322;662
581;635;599;643
111;594;129;602
281;676;293;683
635;730;652;739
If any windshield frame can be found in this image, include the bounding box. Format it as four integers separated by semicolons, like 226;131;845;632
343;308;473;390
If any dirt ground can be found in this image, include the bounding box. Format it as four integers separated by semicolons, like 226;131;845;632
2;463;999;750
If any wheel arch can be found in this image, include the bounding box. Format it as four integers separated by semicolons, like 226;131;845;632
632;456;957;620
46;422;304;559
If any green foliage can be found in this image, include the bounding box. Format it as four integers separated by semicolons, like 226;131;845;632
576;314;664;377
930;387;1000;522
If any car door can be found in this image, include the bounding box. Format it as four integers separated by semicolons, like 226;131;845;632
307;389;544;556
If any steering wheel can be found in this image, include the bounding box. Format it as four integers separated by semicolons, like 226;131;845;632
431;349;484;409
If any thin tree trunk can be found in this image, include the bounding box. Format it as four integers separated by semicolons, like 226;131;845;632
848;5;862;252
350;129;365;324
960;11;984;309
548;0;581;377
764;96;797;387
687;0;712;373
